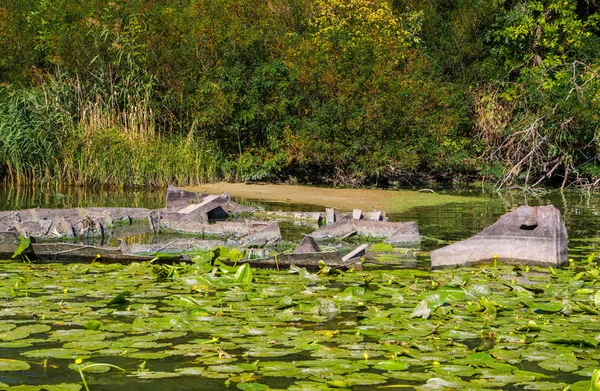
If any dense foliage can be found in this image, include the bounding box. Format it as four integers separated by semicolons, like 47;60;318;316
0;0;599;187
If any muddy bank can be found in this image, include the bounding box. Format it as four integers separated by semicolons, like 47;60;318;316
185;182;480;212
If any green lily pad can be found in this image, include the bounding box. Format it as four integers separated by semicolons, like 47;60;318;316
372;360;409;371
0;358;30;371
22;348;90;359
42;384;83;391
129;371;180;379
236;383;269;391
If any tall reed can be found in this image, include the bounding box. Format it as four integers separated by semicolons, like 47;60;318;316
0;69;221;187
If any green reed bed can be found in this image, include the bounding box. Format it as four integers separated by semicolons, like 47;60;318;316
0;76;220;187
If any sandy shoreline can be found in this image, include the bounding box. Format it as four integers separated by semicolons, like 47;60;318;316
185;182;478;213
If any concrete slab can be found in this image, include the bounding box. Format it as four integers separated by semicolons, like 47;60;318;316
294;235;321;254
430;205;568;269
342;244;368;262
384;222;420;245
326;208;336;225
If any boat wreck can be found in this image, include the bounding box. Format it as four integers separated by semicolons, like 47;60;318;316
430;205;568;269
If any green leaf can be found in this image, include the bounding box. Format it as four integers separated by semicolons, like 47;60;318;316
42;384;82;391
0;358;30;371
410;300;431;319
82;320;104;331
106;291;132;306
373;360;409;371
370;243;393;252
234;264;253;284
236;382;269;390
594;291;600;310
12;235;31;260
520;299;563;313
591;369;600;391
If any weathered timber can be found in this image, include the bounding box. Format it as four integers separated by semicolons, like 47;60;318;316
430;205;568;269
29;242;157;264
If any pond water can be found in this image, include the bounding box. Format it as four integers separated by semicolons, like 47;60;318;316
0;185;600;391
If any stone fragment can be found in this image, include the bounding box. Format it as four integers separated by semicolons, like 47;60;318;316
166;185;203;210
342;244;368;262
175;193;230;221
309;220;419;243
430;205;568;269
294;235;321;254
352;209;363;220
384;222;421;245
13;220;53;238
148;210;161;233
364;211;385;221
238;221;282;247
326;208;336;225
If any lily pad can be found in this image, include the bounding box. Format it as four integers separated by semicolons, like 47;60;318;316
0;358;30;371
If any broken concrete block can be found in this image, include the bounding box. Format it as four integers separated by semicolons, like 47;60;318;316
238;221;282;247
342;244;368;262
176;193;230;221
352;209;363;220
148;210;161;233
294;235;321;254
71;216;105;238
54;218;75;238
166;185;203;210
326;208;336;225
430;205;568;269
13;220;53;238
309;220;419;243
384;222;420;245
364;211;385;221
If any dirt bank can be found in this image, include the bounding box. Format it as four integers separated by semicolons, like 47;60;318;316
185;183;480;212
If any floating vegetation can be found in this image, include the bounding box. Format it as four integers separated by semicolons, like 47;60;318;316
0;253;600;390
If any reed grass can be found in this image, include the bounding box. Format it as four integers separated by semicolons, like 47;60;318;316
0;69;221;187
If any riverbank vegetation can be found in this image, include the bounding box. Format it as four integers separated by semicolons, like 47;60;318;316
1;0;599;188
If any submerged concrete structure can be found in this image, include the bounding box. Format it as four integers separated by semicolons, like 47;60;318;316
309;219;420;244
430;205;568;268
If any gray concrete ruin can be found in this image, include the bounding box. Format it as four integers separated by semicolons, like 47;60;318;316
309;219;420;244
0;186;421;270
430;205;568;268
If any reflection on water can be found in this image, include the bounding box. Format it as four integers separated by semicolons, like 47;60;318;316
0;185;166;210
